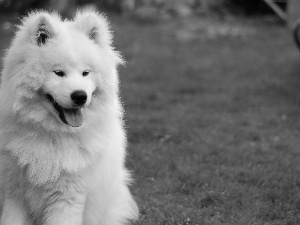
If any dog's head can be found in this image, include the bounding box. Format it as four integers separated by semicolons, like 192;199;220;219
1;11;123;130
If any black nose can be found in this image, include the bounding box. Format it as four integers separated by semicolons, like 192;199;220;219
71;90;87;106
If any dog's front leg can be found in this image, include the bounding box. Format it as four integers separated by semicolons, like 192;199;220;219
41;192;86;225
1;195;31;225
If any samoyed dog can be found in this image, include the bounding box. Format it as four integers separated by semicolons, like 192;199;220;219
0;11;138;225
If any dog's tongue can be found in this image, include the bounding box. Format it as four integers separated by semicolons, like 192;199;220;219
63;108;83;127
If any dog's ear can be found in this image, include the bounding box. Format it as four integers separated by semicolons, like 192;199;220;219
35;15;55;46
23;13;56;46
75;11;112;46
19;11;56;46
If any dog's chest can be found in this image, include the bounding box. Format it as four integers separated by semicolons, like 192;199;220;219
2;130;96;185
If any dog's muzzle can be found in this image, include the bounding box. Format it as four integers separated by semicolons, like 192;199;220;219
46;94;83;127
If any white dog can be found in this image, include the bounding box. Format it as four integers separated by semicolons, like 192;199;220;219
0;11;138;225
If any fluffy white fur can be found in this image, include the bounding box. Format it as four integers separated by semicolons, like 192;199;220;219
0;11;138;225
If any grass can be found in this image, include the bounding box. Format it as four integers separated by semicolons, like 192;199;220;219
112;16;300;224
1;13;300;224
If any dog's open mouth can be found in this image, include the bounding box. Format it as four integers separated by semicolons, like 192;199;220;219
46;94;83;127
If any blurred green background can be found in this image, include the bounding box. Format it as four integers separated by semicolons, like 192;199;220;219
0;0;285;17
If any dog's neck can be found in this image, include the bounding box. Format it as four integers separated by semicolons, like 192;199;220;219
0;119;100;185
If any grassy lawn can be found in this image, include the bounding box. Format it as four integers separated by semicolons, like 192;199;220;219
113;16;300;225
2;14;300;225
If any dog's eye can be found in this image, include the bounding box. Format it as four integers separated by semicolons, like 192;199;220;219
53;70;65;77
82;70;90;77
